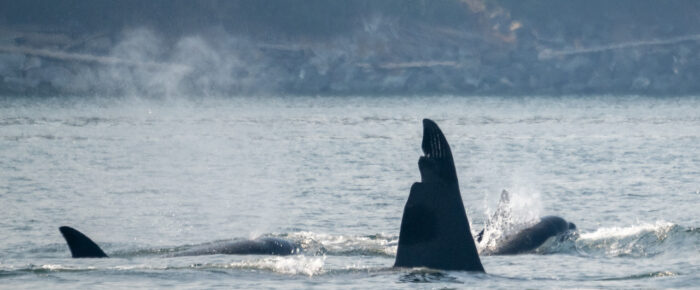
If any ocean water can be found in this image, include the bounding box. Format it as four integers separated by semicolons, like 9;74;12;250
0;95;698;288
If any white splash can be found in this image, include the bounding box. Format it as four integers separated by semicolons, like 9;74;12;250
286;231;397;256
40;264;66;271
478;188;542;251
227;255;325;277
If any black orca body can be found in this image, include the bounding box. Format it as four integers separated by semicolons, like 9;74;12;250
481;216;576;255
58;226;299;258
475;190;577;255
394;119;485;272
170;237;299;256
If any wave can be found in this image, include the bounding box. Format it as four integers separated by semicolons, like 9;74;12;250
0;256;325;277
1;257;398;278
282;231;398;257
0;260;477;280
211;255;326;276
13;222;698;274
535;222;698;257
600;270;678;281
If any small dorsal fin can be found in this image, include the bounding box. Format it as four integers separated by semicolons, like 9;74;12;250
59;226;109;258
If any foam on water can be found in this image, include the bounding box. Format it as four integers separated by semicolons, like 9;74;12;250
579;221;675;240
476;188;543;252
225;256;326;277
1;256;327;277
285;231;398;257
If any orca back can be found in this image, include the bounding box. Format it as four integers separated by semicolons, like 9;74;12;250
256;237;299;255
59;226;108;258
394;119;484;272
490;216;571;255
171;237;299;256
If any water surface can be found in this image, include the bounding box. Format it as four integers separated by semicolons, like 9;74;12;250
1;95;698;288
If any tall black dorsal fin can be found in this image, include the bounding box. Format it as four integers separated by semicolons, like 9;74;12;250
395;119;484;272
59;226;109;258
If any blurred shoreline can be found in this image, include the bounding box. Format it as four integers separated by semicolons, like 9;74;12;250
2;0;700;97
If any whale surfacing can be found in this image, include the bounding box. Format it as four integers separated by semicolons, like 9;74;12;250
394;119;484;272
476;190;577;255
58;226;299;258
482;215;577;255
171;237;299;256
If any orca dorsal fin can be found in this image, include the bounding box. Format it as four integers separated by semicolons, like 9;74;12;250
59;226;109;258
394;119;484;272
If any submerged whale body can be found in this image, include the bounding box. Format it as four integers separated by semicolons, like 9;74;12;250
475;190;577;255
170;237;299;256
58;226;299;258
394;119;485;272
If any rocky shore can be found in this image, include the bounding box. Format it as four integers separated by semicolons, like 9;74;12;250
2;0;700;96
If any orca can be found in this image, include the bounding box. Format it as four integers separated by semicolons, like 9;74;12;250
480;216;576;255
476;190;577;255
394;119;485;272
58;226;300;258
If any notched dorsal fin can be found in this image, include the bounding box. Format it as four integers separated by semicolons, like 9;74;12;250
59;226;109;258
